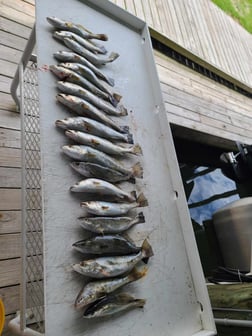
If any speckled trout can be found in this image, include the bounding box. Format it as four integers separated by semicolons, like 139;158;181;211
83;293;146;318
72;239;153;278
75;265;147;309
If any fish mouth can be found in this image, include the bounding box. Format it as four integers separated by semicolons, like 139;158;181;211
70;162;80;169
65;130;75;138
55;120;64;127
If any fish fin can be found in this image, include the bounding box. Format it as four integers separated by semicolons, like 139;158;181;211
106;77;115;87
128;265;148;282
118;105;128;116
76;23;92;33
132;162;143;179
112;93;122;103
127;133;134;144
136;192;148;207
141;239;154;260
109;52;119;62
121;232;135;244
115;293;136;303
130;190;137;201
137;212;145;224
120;126;130;134
132;144;142;156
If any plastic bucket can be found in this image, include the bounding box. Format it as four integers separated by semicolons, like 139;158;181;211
0;298;5;335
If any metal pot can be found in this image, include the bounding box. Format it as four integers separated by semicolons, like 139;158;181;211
213;197;252;271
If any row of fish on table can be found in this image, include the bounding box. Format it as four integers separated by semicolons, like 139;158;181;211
47;16;153;319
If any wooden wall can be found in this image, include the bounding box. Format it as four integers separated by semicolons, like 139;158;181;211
1;0;252;334
0;0;35;333
110;0;252;88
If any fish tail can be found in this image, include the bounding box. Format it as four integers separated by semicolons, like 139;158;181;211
141;239;154;264
132;144;142;155
128;177;136;184
99;46;108;54
126;133;134;144
109;52;119;62
113;92;122;103
134;299;146;308
130;190;137;201
106;77;115;87
109;95;118;107
136;192;148;207
128;265;148;282
119;105;128;116
120;125;130;134
132;162;143;179
137;212;145;224
97;34;108;41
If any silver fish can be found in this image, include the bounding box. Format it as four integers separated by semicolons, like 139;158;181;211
55;116;132;143
46;16;108;41
70;162;137;182
60;63;121;104
50;65;116;105
64;37;119;66
65;130;142;156
53;51;114;86
81;192;148;216
72;234;141;255
62;145;143;178
72;239;153;278
83;293;146;318
75;265;147;309
78;212;145;234
56;94;121;132
53;31;107;54
70;178;136;202
56;82;127;116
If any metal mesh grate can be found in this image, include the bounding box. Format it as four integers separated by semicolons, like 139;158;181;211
21;60;45;333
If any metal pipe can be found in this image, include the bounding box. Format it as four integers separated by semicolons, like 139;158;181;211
8;315;44;336
19;60;27;333
10;25;36;111
215;318;252;327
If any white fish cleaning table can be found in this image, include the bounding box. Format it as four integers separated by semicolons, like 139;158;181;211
12;0;216;335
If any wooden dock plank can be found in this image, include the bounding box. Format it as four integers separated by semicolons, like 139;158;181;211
0;167;21;188
0;110;20;130
0;211;21;234
0;59;19;78
0;30;27;52
0;232;42;260
0;93;17;112
0;5;34;28
0;16;32;39
0;75;12;93
0;258;21;287
0;189;21;211
1;0;35;19
0;45;23;64
0;147;21;167
0;128;20;148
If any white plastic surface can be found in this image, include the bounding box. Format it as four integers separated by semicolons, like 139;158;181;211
35;0;216;335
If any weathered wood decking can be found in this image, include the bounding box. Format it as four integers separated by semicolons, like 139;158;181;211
1;0;252;334
110;0;252;88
